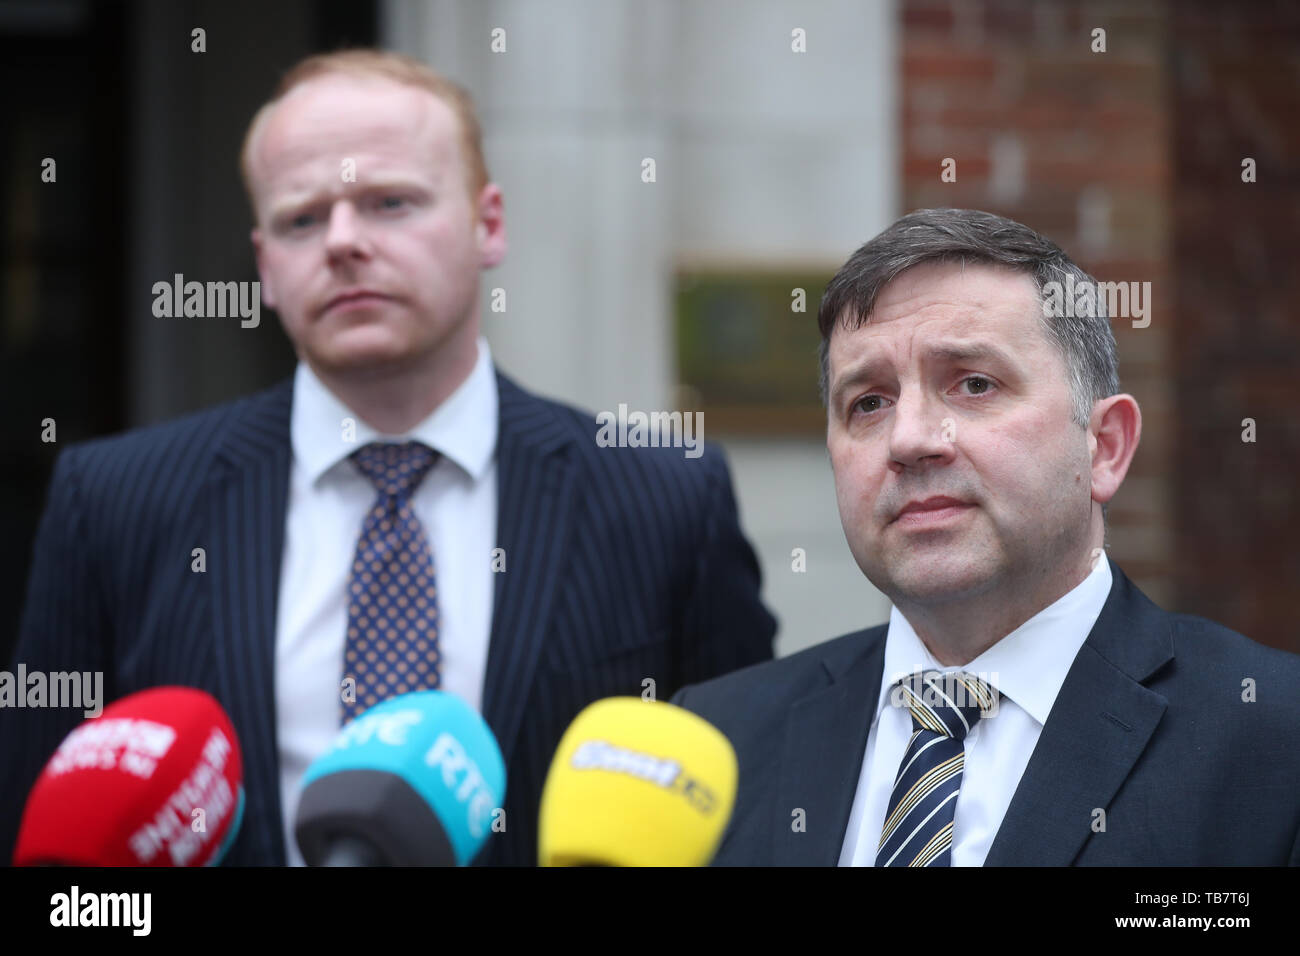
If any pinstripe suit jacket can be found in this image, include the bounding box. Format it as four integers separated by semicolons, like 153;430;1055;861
2;372;776;866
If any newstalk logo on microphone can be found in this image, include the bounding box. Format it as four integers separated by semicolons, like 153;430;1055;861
570;739;718;814
50;886;151;936
0;664;102;717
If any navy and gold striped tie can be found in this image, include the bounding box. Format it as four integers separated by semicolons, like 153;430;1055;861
340;441;442;725
876;671;999;867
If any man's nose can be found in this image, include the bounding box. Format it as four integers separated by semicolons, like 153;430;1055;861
324;201;370;262
888;385;956;470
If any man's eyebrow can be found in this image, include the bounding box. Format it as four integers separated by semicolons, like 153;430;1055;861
268;177;430;220
829;359;887;409
267;188;334;221
926;340;1019;368
829;340;1019;407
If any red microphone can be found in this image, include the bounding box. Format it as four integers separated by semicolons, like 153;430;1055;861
13;686;245;866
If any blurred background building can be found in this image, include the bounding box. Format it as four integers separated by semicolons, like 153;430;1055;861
3;0;1297;663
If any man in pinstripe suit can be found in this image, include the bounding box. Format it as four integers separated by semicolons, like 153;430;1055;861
2;50;775;866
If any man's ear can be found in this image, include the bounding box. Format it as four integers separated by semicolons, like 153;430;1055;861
251;227;277;309
475;183;507;268
1089;394;1142;506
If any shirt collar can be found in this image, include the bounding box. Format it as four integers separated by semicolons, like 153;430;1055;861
290;337;498;487
875;552;1114;727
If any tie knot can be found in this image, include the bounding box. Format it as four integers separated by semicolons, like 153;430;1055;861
350;441;439;499
893;671;999;742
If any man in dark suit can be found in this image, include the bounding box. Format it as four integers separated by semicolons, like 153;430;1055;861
673;208;1300;866
1;49;775;866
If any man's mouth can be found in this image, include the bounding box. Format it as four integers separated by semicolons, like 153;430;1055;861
321;289;394;315
892;496;974;528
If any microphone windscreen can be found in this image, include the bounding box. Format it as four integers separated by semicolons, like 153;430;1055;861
14;686;244;866
296;690;505;866
538;697;737;866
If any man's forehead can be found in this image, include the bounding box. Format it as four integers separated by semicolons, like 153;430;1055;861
838;264;1040;346
279;73;441;122
250;74;454;181
827;264;1048;390
871;261;1041;323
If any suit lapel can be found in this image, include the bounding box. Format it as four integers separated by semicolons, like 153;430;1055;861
983;561;1174;865
207;378;294;865
480;373;577;771
774;635;885;865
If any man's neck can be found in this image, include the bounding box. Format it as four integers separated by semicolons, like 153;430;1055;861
307;337;481;436
896;549;1099;667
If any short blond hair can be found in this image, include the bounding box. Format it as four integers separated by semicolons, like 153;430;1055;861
239;48;489;215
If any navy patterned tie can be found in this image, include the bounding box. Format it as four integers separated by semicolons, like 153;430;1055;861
340;441;442;724
876;671;999;867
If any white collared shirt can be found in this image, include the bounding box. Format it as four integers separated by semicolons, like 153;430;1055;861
839;553;1114;866
274;338;498;866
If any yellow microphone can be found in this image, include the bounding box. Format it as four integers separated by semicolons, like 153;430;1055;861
538;697;737;866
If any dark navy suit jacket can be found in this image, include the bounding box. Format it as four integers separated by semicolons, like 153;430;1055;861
673;560;1300;865
2;372;776;866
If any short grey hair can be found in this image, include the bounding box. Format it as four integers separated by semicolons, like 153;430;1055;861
817;208;1120;429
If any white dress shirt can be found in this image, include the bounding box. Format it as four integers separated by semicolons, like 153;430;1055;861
839;552;1114;866
274;338;498;866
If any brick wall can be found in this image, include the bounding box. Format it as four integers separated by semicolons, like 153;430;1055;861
900;0;1176;606
899;0;1298;651
1168;1;1300;650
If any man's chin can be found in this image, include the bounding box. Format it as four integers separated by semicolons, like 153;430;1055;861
310;339;419;379
871;553;1000;606
313;319;411;352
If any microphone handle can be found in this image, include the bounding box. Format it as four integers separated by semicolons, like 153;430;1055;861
320;836;385;867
